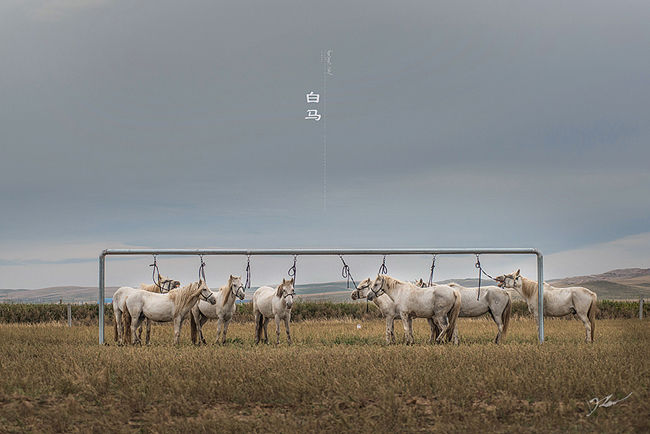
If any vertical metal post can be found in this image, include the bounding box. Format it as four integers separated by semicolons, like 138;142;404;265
99;251;106;345
67;303;72;327
537;252;544;343
641;298;644;320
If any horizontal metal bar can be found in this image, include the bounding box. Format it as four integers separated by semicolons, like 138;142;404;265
101;248;542;257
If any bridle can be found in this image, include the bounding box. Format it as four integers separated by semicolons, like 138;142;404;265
497;274;520;289
368;276;385;300
232;282;245;298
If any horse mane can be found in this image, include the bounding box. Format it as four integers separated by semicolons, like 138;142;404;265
138;283;162;293
168;281;205;311
382;275;405;290
276;278;294;297
520;277;538;299
221;275;235;307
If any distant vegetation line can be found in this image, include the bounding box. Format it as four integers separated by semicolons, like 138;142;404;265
0;300;647;324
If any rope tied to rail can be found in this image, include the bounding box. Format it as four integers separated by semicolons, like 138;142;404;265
428;254;437;287
198;255;207;283
339;255;357;290
150;255;162;290
378;255;388;275
287;254;298;285
244;254;252;290
475;254;495;300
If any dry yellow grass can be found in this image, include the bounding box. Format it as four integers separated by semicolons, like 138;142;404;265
0;318;648;433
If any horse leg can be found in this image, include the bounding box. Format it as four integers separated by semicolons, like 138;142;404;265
400;314;413;345
452;324;459;345
262;318;270;344
576;311;592;343
145;318;152;345
215;318;224;345
426;318;436;344
198;316;209;345
254;311;262;345
284;316;292;345
115;310;123;345
494;317;503;345
173;316;183;345
221;318;232;345
131;314;145;345
274;315;282;345
434;316;449;343
385;316;393;345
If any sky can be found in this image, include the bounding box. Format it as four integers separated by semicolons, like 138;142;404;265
1;0;649;290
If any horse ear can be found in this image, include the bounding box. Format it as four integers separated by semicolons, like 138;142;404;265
515;269;520;277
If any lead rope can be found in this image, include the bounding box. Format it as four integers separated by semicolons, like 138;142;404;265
339;255;365;312
244;254;252;290
475;254;495;300
288;254;297;285
199;255;207;283
150;255;161;290
427;254;437;287
378;255;388;275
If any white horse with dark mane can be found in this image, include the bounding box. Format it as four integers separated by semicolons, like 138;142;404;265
253;278;295;345
495;270;597;342
190;275;246;345
113;274;180;345
368;275;461;345
415;279;512;344
352;277;402;344
123;280;216;345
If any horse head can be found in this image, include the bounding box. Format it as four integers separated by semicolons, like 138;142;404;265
367;274;387;301
277;278;295;308
351;277;372;301
198;280;217;305
495;269;521;290
158;274;181;293
230;275;246;300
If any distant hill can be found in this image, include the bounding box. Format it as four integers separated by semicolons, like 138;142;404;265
2;268;649;303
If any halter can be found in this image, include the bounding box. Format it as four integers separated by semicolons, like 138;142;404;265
199;284;212;302
281;284;296;300
368;276;385;299
231;281;245;298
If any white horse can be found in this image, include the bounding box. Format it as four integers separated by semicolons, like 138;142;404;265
352;277;401;344
253;278;295;345
113;274;180;345
123;280;216;345
369;275;461;345
190;275;246;345
415;279;512;344
495;269;597;342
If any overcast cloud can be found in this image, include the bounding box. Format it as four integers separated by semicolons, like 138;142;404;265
1;0;649;289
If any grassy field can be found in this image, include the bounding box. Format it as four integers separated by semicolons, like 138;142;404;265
0;317;648;433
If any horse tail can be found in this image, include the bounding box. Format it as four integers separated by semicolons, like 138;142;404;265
445;290;462;343
190;310;198;345
123;306;132;345
588;294;597;342
501;295;512;343
113;313;119;342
